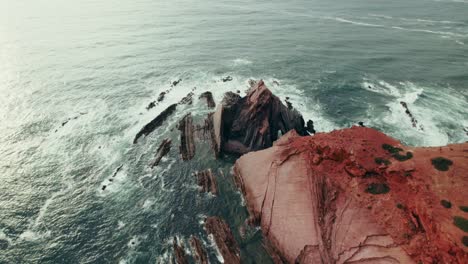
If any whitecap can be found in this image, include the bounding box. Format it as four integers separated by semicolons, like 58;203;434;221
232;58;253;66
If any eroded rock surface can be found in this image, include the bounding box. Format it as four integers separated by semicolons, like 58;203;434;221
178;113;195;161
133;104;177;143
150;138;171;168
189;236;209;264
213;80;308;156
173;237;188;264
194;169;218;195
234;127;468;263
199;91;216;108
204;217;240;264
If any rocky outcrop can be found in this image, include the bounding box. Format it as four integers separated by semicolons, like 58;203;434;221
193;169;218;195
199;92;216;108
178;113;195;161
234;127;468;263
173;237;188;264
189;236;209;264
212;80;308;156
150;138;171;168
204;217;240;264
134;104;177;143
400;101;423;130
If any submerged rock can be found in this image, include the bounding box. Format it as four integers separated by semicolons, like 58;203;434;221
179;92;194;105
193;169;218;195
133;104;177;144
212;80;308;156
171;79;182;87
234;127;468;263
177;113;195;161
222;76;233;82
199;91;216;108
204;217;240;264
150;138;172;168
189;236;208;264
400;101;423;130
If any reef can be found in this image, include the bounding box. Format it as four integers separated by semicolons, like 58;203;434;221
234;127;468;263
204;217;240;264
199;91;216;108
133;104;177;143
193;169;218;195
149;138;171;168
177;113;196;161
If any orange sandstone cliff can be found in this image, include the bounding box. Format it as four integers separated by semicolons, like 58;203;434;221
234;127;468;263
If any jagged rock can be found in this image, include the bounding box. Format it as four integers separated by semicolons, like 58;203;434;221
173;237;188;264
178;114;195;161
212;80;308;156
171;79;182;87
234;127;468;263
358;121;365;127
133;104;177;144
179;92;194;105
189;236;208;264
150;138;172;168
157;91;166;102
199;92;216;108
193;169;218;194
400;101;423;130
146;101;156;110
222;76;233;82
204;217;240;264
306;119;316;134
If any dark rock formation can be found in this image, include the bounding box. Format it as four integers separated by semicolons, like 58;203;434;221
173;237;188;264
178;113;195;161
358;121;366;127
199;91;216;108
189;236;208;264
400;101;423;130
146;101;156;110
133;104;177;144
222;76;233;82
179;92;194;105
193;169;218;194
234;127;468;263
306;119;316;134
150;138;172;168
204;217;240;264
212;80;308;156
157;91;166;102
171;79;182;87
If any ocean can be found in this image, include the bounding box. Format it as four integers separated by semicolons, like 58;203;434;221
0;0;467;263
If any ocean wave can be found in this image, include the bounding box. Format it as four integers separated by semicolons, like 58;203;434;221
325;17;384;27
369;13;463;24
391;26;466;37
232;58;253;66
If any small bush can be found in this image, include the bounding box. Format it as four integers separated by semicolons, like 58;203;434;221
462;236;468;247
453;216;468;232
382;144;403;154
441;200;452;209
460;206;468;213
431;157;453;171
393;152;413;161
366;183;390;195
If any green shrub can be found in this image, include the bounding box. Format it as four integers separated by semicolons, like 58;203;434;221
382;144;403;154
393;152;413;161
440;200;452;209
366;183;390;195
453;216;468;232
459;206;468;213
431;157;453;171
462;236;468;247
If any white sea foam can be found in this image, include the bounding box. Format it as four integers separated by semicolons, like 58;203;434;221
207;233;225;263
326;17;384;27
232;58;253;66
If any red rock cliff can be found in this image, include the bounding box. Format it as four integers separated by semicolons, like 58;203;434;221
234;127;468;263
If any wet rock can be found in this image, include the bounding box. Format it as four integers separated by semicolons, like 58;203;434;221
234;126;468;263
358;121;366;127
173;237;188;264
222;76;233;82
179;92;194;105
193;169;218;194
400;101;423;130
204;217;240;264
177;113;195;161
157;91;166;102
150;138;172;168
306;119;316;134
199;91;216;108
171;79;182;87
273;80;280;86
189;236;208;264
133;104;177;144
212;80;308;156
146;101;156;110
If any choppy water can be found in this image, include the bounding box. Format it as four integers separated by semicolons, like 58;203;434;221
0;0;467;263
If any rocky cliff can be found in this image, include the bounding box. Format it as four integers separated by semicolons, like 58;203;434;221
234;127;468;263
